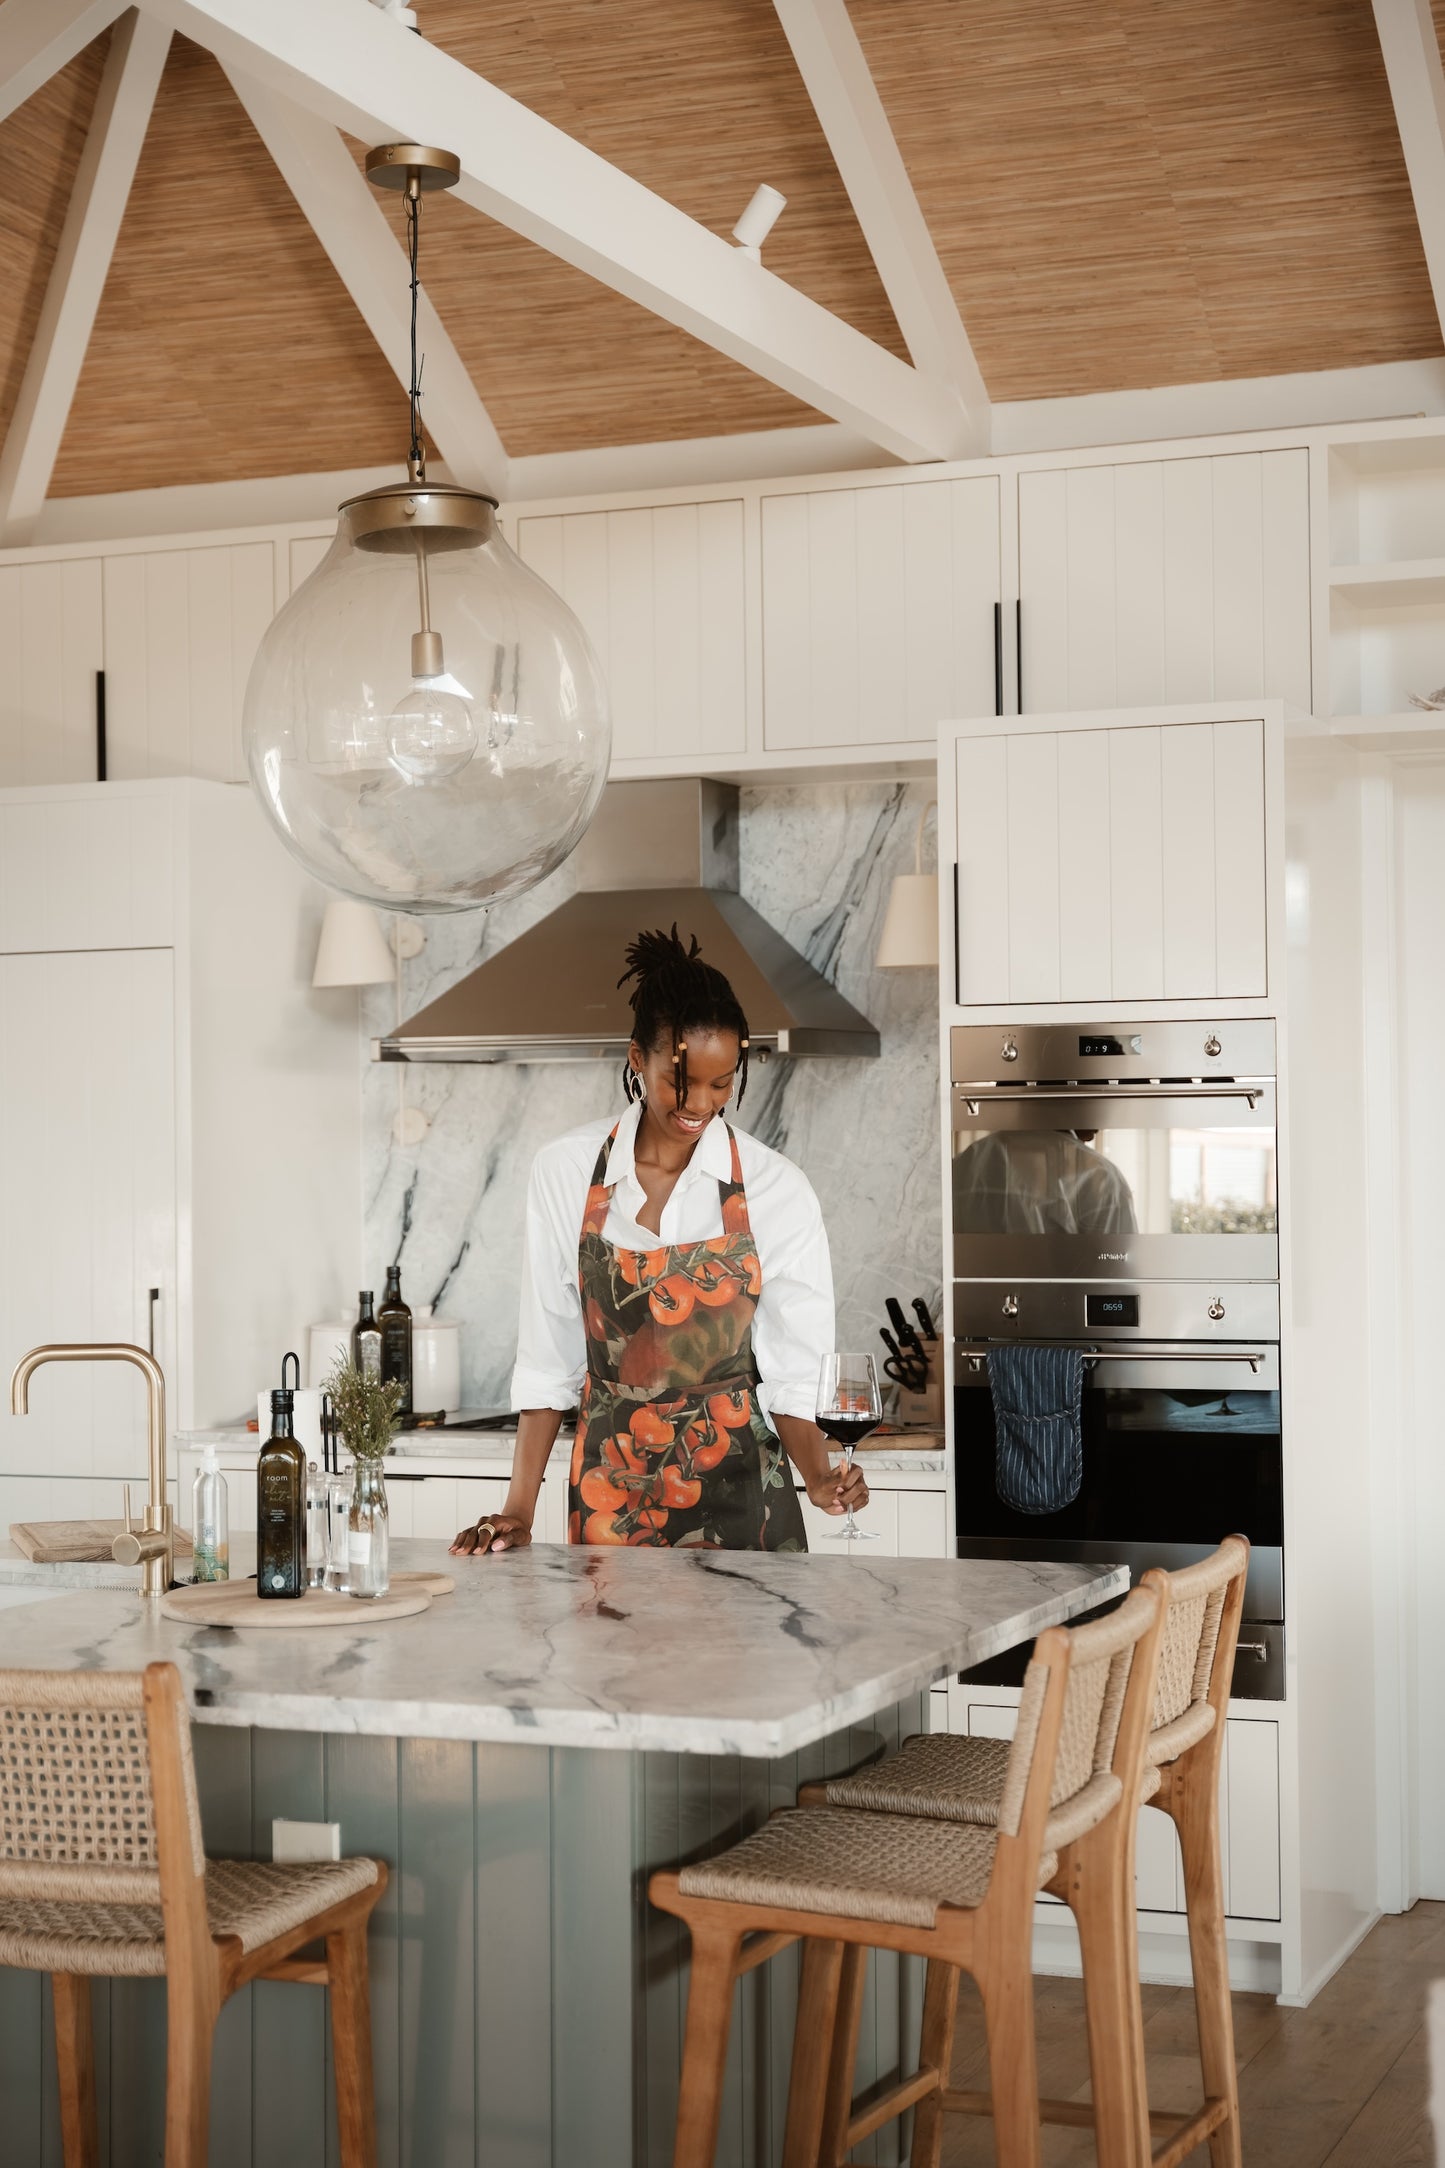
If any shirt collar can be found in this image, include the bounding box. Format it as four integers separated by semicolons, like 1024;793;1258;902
605;1102;732;1190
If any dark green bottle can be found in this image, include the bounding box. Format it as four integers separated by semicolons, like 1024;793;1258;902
257;1385;305;1599
378;1265;412;1417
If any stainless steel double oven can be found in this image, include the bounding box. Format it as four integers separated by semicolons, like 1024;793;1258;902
951;1019;1284;1698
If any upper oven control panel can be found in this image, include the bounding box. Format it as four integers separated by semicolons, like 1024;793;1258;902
951;1019;1276;1087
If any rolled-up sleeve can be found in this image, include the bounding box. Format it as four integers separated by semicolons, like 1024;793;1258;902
751;1172;834;1423
510;1148;586;1412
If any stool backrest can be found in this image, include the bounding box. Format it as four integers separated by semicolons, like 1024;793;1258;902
998;1583;1165;1858
1150;1537;1250;1766
0;1664;205;1911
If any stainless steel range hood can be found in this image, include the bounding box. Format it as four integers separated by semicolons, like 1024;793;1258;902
374;779;880;1063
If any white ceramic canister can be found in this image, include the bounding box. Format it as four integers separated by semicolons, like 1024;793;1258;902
306;1321;351;1389
257;1387;325;1460
411;1306;462;1414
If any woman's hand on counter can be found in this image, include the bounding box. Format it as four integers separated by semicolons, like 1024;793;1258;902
450;1513;532;1556
804;1459;869;1518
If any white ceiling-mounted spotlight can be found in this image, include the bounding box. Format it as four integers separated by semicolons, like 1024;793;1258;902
732;184;787;263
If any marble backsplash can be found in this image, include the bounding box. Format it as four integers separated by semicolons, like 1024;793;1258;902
360;782;943;1411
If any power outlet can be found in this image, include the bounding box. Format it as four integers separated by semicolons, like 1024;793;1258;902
272;1817;341;1864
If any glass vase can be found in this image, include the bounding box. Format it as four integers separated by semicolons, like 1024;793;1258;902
347;1459;390;1598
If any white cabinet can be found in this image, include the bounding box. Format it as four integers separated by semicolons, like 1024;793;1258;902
951;711;1271;1006
0;948;176;1486
0;781;360;1450
515;501;747;763
957;1692;1281;1923
102;542;278;784
761;477;1001;750
1018;451;1310;715
0;559;104;788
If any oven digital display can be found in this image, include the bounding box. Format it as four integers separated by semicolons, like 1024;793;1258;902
1078;1033;1142;1058
1085;1293;1139;1327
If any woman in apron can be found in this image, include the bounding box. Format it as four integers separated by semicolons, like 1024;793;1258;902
451;927;866;1554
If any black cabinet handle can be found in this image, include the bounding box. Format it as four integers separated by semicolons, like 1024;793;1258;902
1015;600;1023;714
992;601;1002;717
95;669;107;782
147;1286;160;1357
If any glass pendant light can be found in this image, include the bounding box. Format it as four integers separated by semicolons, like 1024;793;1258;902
243;143;610;912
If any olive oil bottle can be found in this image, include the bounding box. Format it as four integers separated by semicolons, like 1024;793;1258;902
378;1265;412;1418
257;1382;306;1599
351;1290;382;1380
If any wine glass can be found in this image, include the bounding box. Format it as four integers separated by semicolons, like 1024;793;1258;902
816;1352;882;1542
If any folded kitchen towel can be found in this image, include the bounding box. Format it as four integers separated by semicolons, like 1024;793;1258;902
986;1345;1085;1515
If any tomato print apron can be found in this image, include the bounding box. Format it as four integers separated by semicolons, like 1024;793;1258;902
568;1122;809;1551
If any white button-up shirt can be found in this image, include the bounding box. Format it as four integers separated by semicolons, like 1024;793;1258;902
511;1101;835;1424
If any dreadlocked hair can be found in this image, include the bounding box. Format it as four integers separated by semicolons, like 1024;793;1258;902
617;925;751;1110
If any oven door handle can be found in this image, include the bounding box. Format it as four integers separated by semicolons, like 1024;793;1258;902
957;1343;1268;1373
955;1083;1265;1113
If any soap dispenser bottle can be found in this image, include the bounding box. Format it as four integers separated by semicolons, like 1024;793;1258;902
257;1353;306;1600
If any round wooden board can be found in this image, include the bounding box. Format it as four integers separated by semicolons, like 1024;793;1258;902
392;1569;455;1595
160;1581;432;1628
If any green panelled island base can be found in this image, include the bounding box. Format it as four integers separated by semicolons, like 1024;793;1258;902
0;1695;928;2168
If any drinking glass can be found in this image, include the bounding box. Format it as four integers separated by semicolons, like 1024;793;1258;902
815;1352;882;1542
324;1471;352;1592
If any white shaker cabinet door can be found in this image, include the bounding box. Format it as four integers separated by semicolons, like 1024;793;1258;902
1018;451;1310;715
0;947;177;1483
102;541;278;783
515;501;746;762
0;559;104;787
762;476;1001;750
954;717;1268;1004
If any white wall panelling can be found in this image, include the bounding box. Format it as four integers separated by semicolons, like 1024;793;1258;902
952;710;1269;1006
1017;451;1311;716
516;500;747;761
101;541;277;783
760;476;1000;750
0;778;173;950
0;558;103;787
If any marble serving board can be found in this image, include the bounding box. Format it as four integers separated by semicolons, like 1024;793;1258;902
0;1540;1126;1758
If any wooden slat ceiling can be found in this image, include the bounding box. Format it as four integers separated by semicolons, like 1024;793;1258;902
850;0;1441;400
0;0;1437;496
0;41;105;446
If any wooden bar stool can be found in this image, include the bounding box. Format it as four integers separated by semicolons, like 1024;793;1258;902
650;1582;1164;2168
808;1534;1250;2168
0;1662;387;2167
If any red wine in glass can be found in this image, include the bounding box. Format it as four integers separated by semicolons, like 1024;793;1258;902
815;1353;881;1542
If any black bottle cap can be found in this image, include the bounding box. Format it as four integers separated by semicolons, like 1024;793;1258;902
271;1386;294;1418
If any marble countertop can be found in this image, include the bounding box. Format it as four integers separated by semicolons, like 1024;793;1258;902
0;1539;1124;1757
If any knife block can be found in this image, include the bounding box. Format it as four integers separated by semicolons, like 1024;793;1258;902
893;1349;943;1427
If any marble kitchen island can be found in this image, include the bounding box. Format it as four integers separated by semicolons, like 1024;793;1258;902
0;1542;1124;2168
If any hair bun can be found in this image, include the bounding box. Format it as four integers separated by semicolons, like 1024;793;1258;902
617;924;701;996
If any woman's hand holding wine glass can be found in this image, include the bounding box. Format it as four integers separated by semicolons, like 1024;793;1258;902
815;1352;881;1542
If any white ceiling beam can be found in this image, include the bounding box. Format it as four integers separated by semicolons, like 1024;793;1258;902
0;0;131;126
134;0;961;463
1372;0;1445;341
771;0;986;454
0;10;170;543
223;69;507;499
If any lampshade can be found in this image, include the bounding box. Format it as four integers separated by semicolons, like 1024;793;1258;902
875;872;940;968
312;899;397;987
244;488;611;914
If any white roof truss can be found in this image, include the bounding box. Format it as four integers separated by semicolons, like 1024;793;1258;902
772;0;987;453
0;0;132;127
223;69;508;499
135;0;963;463
1372;0;1445;342
0;8;171;543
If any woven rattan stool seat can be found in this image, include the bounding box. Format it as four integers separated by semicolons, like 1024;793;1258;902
826;1733;1010;1823
677;1807;1058;1930
0;1854;379;1976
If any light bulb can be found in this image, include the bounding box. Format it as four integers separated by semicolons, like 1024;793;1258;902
387;676;478;783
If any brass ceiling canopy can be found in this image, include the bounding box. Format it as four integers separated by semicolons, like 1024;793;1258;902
363;143;462;194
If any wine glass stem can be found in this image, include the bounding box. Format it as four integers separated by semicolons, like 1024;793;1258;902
842;1443;857;1536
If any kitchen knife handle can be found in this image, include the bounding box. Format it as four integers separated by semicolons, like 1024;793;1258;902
911;1298;937;1340
885;1298;910;1338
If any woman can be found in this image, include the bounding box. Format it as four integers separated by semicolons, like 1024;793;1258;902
451;927;866;1555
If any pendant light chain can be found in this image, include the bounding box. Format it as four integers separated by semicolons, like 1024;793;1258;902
406;182;425;482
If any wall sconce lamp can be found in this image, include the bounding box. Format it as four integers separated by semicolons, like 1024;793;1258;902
875;800;939;969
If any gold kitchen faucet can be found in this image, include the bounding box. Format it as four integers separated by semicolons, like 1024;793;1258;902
9;1343;173;1597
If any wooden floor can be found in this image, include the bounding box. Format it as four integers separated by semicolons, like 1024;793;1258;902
937;1901;1443;2167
